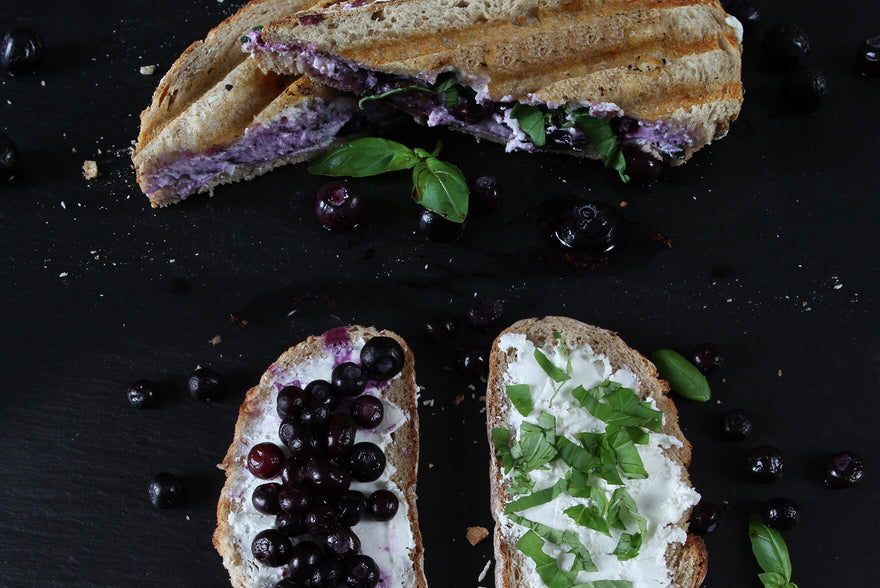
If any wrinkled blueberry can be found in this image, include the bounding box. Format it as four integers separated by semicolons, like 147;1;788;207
188;366;223;401
721;409;752;440
252;529;293;567
782;68;829;113
762;23;810;70
762;497;800;530
824;451;865;489
747;445;785;482
148;472;184;508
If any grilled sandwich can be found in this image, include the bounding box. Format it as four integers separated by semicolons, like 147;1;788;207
244;0;744;174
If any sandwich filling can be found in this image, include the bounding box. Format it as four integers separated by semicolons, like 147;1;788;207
244;32;694;170
492;332;700;588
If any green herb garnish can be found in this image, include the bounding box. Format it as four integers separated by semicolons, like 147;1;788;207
504;477;569;514
572;382;662;431
510;103;547;147
308;138;469;223
611;532;643;561
564;503;612;536
571;112;629;182
651;349;711;402
506;384;533;417
749;516;798;588
516;531;580;588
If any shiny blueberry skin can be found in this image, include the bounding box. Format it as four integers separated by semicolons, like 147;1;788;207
331;362;367;396
0;132;22;183
278;483;313;514
305;505;342;536
148;472;184;508
326;413;357;459
308;557;343;588
336;490;367;527
622;146;663;185
782;68;829;113
457;344;488;377
286;539;323;578
252;483;283;515
277;385;309;418
424;313;457;339
315;181;363;230
762;497;800;530
299;401;331;428
252;529;293;567
688;501;721;535
762;23;810;70
721;409;753;440
747;445;785;482
281;458;308;485
127;379;157;408
723;0;761;29
554;201;620;254
416;205;465;242
247;442;285;479
305;379;338;408
350;395;385;429
859;36;880;78
360;336;405;380
471;175;503;214
343;554;381;588
466;294;504;327
367;489;399;521
324;527;362;558
187;366;223;401
275;511;307;537
1;28;45;74
691;342;724;374
304;458;352;496
279;419;320;462
824;451;865;489
347;442;387;482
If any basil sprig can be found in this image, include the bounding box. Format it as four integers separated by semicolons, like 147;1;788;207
308;138;469;223
749;516;798;588
651;349;711;402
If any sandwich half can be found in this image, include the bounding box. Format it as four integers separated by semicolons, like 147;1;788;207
487;317;707;587
133;0;390;207
244;0;743;174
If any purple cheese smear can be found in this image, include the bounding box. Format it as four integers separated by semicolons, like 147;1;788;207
244;31;693;157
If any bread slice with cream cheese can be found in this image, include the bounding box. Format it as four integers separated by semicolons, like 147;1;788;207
487;317;707;588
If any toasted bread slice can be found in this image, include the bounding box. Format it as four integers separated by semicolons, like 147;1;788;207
487;317;707;587
214;326;427;588
133;0;380;207
247;0;742;162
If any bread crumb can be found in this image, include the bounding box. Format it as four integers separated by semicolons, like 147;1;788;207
477;559;493;582
211;335;223;346
422;399;435;407
466;526;489;546
82;160;98;180
777;369;782;377
139;64;157;75
619;201;628;207
453;395;464;406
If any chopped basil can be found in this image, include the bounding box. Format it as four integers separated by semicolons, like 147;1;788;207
507;514;566;545
572;383;662;431
552;331;573;375
611;533;642;561
563;529;599;574
512;424;558;472
504;477;569;515
508;469;534;495
651;349;711;402
607;430;647;479
534;348;571;383
564;503;612;536
607;488;647;535
556;436;597;473
516;531;580;588
491;427;513;473
510;103;547;147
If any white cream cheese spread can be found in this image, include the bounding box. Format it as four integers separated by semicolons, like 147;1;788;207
494;332;700;588
224;335;417;587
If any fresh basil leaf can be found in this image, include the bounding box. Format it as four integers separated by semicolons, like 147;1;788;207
605;425;650;445
307;137;420;177
552;331;573;375
411;156;469;223
511;103;547;147
492;427;514;473
504;477;569;514
508;469;534;495
563;530;599;574
608;487;647;535
564;504;612;536
506;384;533;417
607;430;647;479
514;427;558;472
556;436;597;473
357;85;435;109
749;516;793;581
588;380;624;398
611;532;642;561
573;385;662;431
758;572;788;588
651;349;711;402
537;411;557;435
534;348;571;383
605;146;629;183
571;111;629;183
508;513;566;545
516;531;578;588
434;76;461;109
565;469;596;499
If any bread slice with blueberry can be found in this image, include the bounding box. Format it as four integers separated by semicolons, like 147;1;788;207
214;325;427;588
486;316;707;588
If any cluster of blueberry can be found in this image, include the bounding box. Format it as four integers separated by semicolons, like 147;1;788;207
682;342;865;538
243;337;407;588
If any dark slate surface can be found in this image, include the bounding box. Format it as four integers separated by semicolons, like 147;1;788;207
1;0;878;586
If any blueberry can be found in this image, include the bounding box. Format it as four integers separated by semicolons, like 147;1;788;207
691;342;724;375
308;557;343;588
448;99;489;124
416;205;465;242
343;554;380;588
0;132;21;183
287;540;323;579
350;395;384;429
723;0;761;29
762;497;800;530
305;379;338;408
188;366;223;401
252;529;293;567
782;68;829;113
331;362;367;396
688;501;721;535
746;445;785;482
127;379;157;409
367;489;399;521
326;413;357;459
275;511;307;537
274;577;305;588
424;313;457;339
279;419;320;462
347;442;386;482
622;146;663;185
299;402;331;428
277;385;308;418
466;294;504;327
304;458;352;496
457;344;488;377
247;442;285;479
1;28;45;75
305;505;341;536
721;409;752;440
554;201;620;253
824;450;865;489
252;483;282;515
762;23;810;70
471;175;502;213
360;336;405;380
278;483;313;514
336;490;367;526
315;181;363;230
324;527;361;558
148;472;184;508
859;35;880;78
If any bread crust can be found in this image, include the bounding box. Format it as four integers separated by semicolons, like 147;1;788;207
257;0;743;159
213;326;427;588
486;317;707;588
